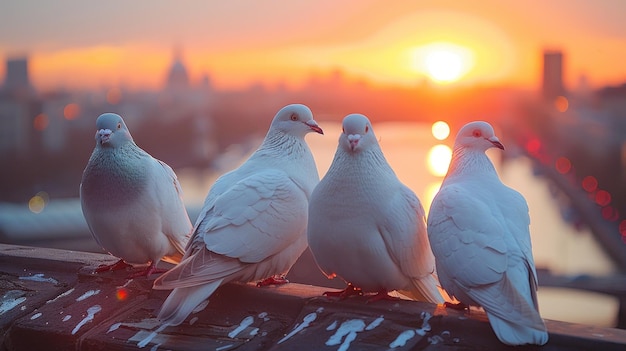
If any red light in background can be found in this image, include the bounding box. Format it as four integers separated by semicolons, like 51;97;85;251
555;157;571;174
525;138;541;155
601;207;612;220
116;287;129;301
33;113;49;131
620;220;626;244
601;206;619;221
64;103;80;120
595;190;611;207
554;96;569;112
582;176;598;192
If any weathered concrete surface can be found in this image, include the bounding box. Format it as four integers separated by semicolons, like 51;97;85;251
1;244;626;350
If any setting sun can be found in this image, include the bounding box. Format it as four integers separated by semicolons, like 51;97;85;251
412;42;474;84
426;50;462;82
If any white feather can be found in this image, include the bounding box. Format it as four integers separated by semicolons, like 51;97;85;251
427;121;548;346
154;104;323;326
80;113;192;271
307;113;443;303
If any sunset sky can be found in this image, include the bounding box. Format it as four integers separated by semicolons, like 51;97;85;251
1;0;625;91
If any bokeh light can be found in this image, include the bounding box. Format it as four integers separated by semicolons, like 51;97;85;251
582;175;598;192
431;121;451;141
601;206;619;221
116;287;129;301
33;113;49;131
63;103;80;120
594;190;611;207
555;156;571;174
427;144;452;177
28;191;49;214
525;138;541;155
554;96;569;112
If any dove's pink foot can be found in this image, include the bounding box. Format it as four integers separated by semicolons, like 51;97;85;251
323;283;363;299
366;289;400;303
94;259;132;273
127;262;167;279
257;275;290;287
444;301;469;311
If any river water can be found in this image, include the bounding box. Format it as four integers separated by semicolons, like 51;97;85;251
178;121;619;327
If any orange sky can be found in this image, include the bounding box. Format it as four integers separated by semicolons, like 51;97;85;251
1;0;625;91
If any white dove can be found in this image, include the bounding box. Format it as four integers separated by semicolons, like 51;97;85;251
80;113;192;278
307;114;444;304
427;121;548;346
153;104;323;326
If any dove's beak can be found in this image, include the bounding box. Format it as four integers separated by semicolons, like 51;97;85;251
347;134;361;150
489;137;505;150
306;120;324;134
97;129;112;145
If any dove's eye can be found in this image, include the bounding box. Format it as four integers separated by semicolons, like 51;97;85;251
290;113;298;121
472;129;481;137
365;125;369;133
117;122;122;130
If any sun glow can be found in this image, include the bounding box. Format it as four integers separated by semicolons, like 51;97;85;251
427;144;453;177
412;42;474;84
431;121;451;141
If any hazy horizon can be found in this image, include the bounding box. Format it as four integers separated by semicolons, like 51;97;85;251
2;0;626;91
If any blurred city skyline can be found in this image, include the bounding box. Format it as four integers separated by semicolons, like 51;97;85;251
1;0;626;91
2;1;626;328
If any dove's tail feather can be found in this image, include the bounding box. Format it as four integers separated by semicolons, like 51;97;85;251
400;275;445;304
157;280;223;326
487;312;549;346
161;251;184;265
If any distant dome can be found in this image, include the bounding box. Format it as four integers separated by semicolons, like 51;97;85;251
166;58;189;90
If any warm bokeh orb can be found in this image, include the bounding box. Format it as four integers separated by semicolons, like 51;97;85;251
116;287;129;301
427;144;452;177
431;121;451;141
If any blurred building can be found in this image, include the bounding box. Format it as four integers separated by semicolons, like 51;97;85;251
2;57;35;95
0;56;41;157
542;50;565;101
165;49;190;92
151;48;217;167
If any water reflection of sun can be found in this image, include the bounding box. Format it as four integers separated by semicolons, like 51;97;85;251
426;121;453;178
426;144;452;177
422;121;453;214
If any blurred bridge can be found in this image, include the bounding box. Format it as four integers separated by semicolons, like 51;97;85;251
523;152;626;328
528;154;626;270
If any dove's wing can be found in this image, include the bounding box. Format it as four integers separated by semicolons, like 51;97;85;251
428;182;509;291
380;185;435;279
79;182;103;248
499;186;539;290
198;169;309;262
428;181;542;324
427;120;547;345
150;158;192;255
155;168;308;288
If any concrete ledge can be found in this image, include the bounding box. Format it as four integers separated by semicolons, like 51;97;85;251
1;244;625;350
